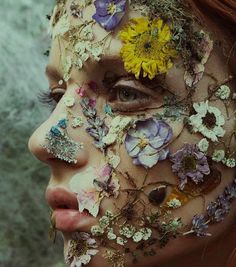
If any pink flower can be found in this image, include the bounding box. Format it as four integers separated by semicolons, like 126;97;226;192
75;87;86;97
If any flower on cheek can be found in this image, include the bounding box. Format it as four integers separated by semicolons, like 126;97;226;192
170;144;210;190
189;101;225;142
92;0;127;31
125;118;173;168
69;168;101;217
93;164;120;198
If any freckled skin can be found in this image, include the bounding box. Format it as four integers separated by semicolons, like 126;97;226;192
28;1;236;267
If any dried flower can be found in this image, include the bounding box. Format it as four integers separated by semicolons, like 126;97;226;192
103;249;125;267
52;13;70;38
212;149;225;162
167;198;182;209
190;215;210;237
170;144;210;189
189;101;225;142
215;85;231;100
65;232;98;267
132;231;143;242
224;158;236;168
91;225;104;236
63;96;75;107
120;17;177;79
197;138;209;153
119;224;136;238
116;237;127;246
125;118;173;168
92;0;127;31
72;117;84;128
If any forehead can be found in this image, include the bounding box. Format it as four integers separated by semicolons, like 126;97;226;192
48;0;142;74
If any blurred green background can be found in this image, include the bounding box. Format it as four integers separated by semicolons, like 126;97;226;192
0;1;65;266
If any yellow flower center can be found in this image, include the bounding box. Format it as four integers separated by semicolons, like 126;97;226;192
107;3;116;15
138;137;149;149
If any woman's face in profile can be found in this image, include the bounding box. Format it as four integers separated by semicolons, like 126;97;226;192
28;1;236;266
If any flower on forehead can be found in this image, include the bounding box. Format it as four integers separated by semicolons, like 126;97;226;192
93;164;120;198
184;31;213;87
125;118;173;168
69;168;101;217
170;144;210;190
92;0;127;31
189;101;225;142
65;232;98;267
119;17;177;79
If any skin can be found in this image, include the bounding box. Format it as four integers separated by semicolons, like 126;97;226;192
28;2;236;267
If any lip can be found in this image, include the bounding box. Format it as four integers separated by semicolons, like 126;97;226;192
53;209;96;232
46;187;98;232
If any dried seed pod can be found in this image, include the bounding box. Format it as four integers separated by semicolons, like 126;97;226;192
148;186;167;205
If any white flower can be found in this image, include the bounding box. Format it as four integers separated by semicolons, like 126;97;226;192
52;14;70;38
99;216;110;228
167;198;182;209
140;228;152;241
197;138;209;152
169;218;183;230
63;96;75;107
91;225;104;236
107;151;121;168
212;149;225;162
89;44;103;61
72;117;84;128
107;231;117;240
105;210;114;219
132;231;143;242
189;101;225;142
119;225;136;238
232;93;236;100
224;158;236;168
62;56;72;81
215;85;231;100
80;24;94;41
116;237;127;246
102;116;132;145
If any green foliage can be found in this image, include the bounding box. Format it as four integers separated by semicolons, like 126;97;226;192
0;1;65;267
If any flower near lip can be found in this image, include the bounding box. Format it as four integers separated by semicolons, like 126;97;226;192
189;101;225;142
65;232;98;267
119;17;177;79
69;167;101;217
170;144;210;190
92;0;127;31
125;118;173;168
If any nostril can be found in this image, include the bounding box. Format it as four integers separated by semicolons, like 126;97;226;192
58;204;70;209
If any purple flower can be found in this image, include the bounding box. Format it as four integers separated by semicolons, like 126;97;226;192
170;144;210;190
191;215;210;237
92;0;127;31
125;118;173;168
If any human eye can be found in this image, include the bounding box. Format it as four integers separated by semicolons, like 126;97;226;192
108;84;153;112
39;88;66;110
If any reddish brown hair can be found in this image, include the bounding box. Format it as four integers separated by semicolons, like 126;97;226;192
188;0;236;64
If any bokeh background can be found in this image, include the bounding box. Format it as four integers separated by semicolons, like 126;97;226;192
0;0;66;266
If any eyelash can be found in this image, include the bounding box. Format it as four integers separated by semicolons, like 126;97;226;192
38;89;65;110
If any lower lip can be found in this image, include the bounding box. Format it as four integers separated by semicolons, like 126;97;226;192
53;209;95;232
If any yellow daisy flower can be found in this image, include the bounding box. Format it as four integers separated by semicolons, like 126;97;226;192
119;17;177;79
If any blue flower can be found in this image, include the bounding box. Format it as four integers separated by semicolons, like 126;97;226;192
125;118;173;168
92;0;127;31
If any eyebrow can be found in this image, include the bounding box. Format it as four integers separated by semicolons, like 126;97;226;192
45;65;62;80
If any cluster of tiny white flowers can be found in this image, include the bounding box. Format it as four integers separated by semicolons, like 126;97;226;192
167;198;182;209
197;138;209;152
215;85;231;100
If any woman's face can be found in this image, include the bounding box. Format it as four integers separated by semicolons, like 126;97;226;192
29;1;236;266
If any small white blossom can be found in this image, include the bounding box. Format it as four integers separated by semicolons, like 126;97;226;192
167;198;182;209
189;101;225;142
63;96;75;107
107;231;117;240
140;228;152;241
80;24;94;41
72;117;84;128
169;218;183;230
116;237;127;246
52;14;70;38
132;231;143;242
91;225;104;236
197;138;209;152
119;225;136;238
99;216;110;229
212;149;225;162
215;85;231;100
224;158;236;168
232;93;236;100
107;152;121;168
105;210;114;219
62;56;72;81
